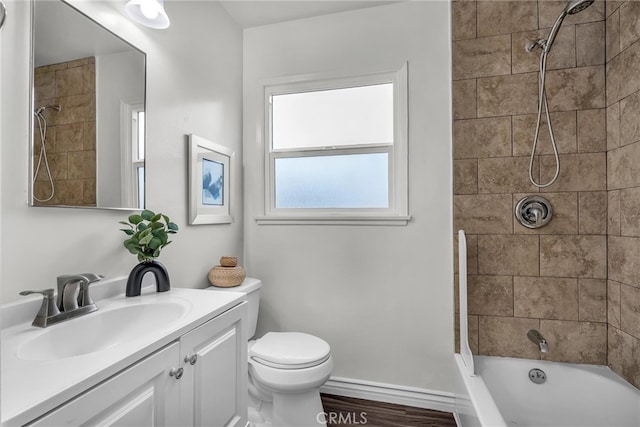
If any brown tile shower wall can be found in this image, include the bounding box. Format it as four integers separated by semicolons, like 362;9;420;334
452;0;608;364
605;0;640;389
33;57;96;206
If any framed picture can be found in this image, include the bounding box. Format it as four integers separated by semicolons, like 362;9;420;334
188;134;234;224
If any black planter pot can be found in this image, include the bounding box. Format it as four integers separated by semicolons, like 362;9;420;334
126;260;171;297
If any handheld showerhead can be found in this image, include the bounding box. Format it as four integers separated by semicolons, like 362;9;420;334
545;0;594;52
526;0;594;54
566;0;594;15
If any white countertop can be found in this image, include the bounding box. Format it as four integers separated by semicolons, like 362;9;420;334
1;278;245;426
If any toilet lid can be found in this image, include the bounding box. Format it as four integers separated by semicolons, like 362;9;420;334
250;332;330;369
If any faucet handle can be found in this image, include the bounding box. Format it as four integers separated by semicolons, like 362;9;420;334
19;288;60;327
19;288;55;298
77;273;104;307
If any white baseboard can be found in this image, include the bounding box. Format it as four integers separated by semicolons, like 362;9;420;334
320;376;456;414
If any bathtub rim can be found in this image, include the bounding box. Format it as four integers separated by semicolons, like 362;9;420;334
453;353;507;427
455;353;640;427
473;354;640;395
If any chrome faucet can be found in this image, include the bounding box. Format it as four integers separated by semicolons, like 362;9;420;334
20;273;103;327
527;329;549;353
57;273;103;311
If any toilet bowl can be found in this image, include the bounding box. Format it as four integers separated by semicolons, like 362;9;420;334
208;279;333;427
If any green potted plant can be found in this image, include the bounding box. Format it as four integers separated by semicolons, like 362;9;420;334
119;209;179;297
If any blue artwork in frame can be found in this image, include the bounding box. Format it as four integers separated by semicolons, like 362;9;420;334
188;134;234;224
202;158;224;206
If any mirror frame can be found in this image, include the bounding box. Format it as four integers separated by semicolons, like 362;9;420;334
29;0;147;211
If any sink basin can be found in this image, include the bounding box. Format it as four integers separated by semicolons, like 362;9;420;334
17;302;188;361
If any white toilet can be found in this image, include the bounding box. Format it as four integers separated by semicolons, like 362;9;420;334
208;278;333;427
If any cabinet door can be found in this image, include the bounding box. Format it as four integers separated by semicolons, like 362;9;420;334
180;302;248;427
28;343;181;427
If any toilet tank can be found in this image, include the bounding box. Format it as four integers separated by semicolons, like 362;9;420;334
209;278;261;339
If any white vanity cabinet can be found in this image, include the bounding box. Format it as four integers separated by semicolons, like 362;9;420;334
179;301;248;427
28;342;182;426
25;302;248;427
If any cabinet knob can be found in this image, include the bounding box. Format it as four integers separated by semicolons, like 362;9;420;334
184;354;198;365
169;367;184;379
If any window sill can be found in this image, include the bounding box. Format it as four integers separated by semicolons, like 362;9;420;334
255;215;411;226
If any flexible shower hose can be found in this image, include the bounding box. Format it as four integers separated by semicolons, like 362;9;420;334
528;49;560;188
33;111;56;202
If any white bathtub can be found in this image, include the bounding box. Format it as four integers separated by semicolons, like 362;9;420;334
454;353;640;427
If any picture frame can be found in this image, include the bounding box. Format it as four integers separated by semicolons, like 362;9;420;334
188;134;234;225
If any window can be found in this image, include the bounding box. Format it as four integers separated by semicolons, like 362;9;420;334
259;65;409;225
121;102;145;209
133;109;145;209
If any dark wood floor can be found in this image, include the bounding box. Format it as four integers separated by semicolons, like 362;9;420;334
320;394;457;427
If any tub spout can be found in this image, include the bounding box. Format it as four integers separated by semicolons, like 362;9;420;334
527;329;549;353
539;339;549;353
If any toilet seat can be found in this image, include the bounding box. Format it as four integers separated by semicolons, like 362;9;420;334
250;332;330;370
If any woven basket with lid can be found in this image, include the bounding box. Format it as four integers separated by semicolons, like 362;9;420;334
208;266;245;287
219;256;238;267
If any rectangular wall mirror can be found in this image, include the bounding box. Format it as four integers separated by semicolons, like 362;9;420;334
31;0;146;210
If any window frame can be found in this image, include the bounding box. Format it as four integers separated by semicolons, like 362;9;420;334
120;102;145;209
258;64;409;226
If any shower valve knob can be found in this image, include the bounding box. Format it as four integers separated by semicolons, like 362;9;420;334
515;196;553;229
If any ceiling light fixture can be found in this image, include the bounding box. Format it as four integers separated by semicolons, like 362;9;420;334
125;0;170;29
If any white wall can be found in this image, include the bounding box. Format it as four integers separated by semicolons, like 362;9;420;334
243;2;454;392
96;50;145;208
0;0;243;302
